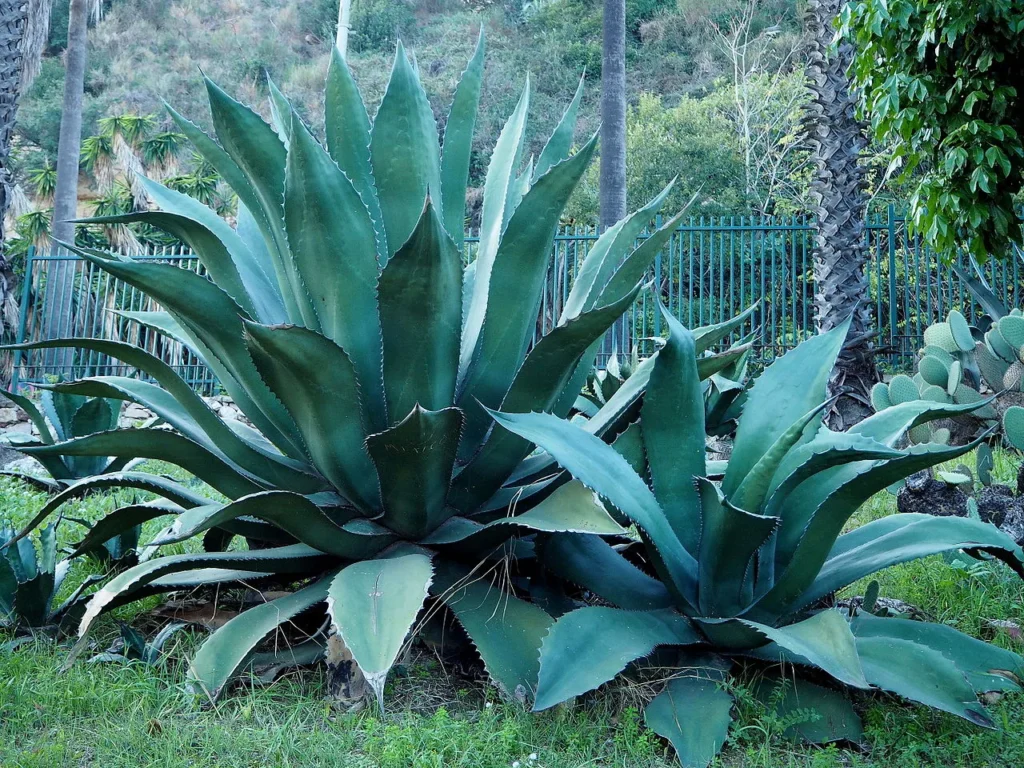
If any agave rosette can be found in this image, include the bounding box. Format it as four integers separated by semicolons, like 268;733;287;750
2;38;751;703
490;310;1024;767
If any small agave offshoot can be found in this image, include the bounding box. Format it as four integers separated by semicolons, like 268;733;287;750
2;36;750;706
491;308;1024;767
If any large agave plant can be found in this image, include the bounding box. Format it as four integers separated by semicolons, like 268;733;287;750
2;38;749;704
491;309;1024;767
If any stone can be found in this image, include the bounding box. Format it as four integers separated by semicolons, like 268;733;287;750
896;471;969;518
0;407;21;426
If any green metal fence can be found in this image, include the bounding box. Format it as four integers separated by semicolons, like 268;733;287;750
10;206;1023;394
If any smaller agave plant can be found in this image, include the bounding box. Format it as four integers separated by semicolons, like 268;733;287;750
0;386;127;491
490;309;1024;768
0;524;102;634
88;620;186;666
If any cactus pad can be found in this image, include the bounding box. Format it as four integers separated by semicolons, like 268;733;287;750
870;382;892;411
946;360;962;396
1003;406;1024;451
947;310;975;352
1004;361;1024;391
997;315;1024;350
918;354;950;387
976;341;1010;391
888;374;920;405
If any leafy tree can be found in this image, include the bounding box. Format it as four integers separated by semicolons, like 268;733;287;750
841;0;1024;261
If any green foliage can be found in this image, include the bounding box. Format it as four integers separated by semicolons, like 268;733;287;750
88;620;186;666
842;0;1024;262
0;524;98;633
491;313;1024;766
1;40;746;706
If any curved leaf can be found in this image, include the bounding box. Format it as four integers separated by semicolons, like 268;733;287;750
286;116;386;427
325;47;386;259
644;675;733;768
20;429;263;500
370;41;442;256
534;73;584;181
641;306;705;552
534;606;700;711
244;323;380;513
189;574;335;701
378;199;462;417
327;553;433;710
487;408;697;608
800;513;1024;607
855;635;994;727
538;532;674;611
439;30;485;248
433;559;552;700
366;406;463;539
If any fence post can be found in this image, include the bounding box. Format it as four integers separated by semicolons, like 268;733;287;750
887;204;898;353
10;246;35;393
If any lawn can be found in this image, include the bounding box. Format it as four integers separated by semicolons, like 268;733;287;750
2;453;1023;768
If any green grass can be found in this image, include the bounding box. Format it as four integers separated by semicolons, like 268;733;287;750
2;453;1024;767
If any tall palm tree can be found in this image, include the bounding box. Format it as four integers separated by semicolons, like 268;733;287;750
336;0;351;56
1;0;53;385
44;0;93;363
804;0;877;427
599;0;626;230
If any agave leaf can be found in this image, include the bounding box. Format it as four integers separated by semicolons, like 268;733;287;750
244;323;380;513
0;386;53;443
202;79;303;319
327;553;433;711
597;207;687;310
855;636;994;727
458;133;599;453
451;285;641;512
723;319;850;496
82;176;284;323
697;479;777;617
366;406;463;539
642;306;705;553
534;73;584;180
560;180;674;323
850;611;1023;693
370;41;443;257
378;200;462;417
284;115;386;429
433;559;551;700
150;491;395;559
110;309;194;350
325;47;386;259
439;30;485;248
487;408;698;608
644;675;733;768
799;513;1024;608
422;479;626;549
730;400;832;514
68;501;182;559
459;78;530;383
8;472;210;548
62;244;306;459
266;77;292;145
763;435;988;616
534;606;700;711
188;573;335;702
73;544;334;655
751;675;862;745
20;429;263;500
739;610;869;688
33;370;322;494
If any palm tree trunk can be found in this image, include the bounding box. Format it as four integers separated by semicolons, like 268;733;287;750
45;0;89;370
599;0;626;230
336;0;351;57
805;0;878;428
1;1;29;386
600;0;626;356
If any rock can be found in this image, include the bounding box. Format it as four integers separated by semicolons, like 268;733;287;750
0;444;22;469
975;485;1022;529
2;456;48;476
3;421;34;437
123;404;152;420
0;407;21;426
896;471;969;518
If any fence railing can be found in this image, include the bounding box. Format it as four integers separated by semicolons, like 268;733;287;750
10;206;1024;394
